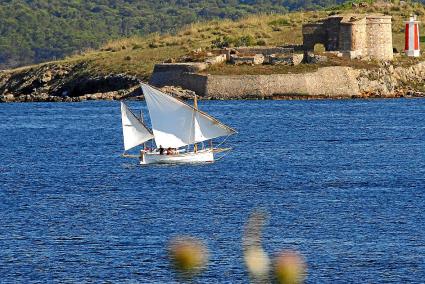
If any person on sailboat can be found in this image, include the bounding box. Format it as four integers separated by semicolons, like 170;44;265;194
158;145;164;155
167;147;177;155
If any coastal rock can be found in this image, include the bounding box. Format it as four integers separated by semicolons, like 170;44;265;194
1;94;15;102
160;85;196;99
41;70;53;83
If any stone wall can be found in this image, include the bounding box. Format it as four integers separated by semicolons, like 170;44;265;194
234;46;294;56
231;54;265;65
302;23;328;51
366;16;393;60
150;65;207;95
266;54;304;65
351;19;367;52
204;67;359;99
326;17;343;50
150;66;360;98
152;63;207;74
338;23;353;51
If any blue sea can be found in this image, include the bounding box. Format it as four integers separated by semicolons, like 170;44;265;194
1;99;424;283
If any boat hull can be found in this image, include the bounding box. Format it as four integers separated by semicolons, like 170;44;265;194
140;150;214;165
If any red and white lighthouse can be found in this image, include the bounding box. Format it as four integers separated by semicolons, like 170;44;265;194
405;15;420;57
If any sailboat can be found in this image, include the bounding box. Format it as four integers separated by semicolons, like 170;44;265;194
121;83;237;165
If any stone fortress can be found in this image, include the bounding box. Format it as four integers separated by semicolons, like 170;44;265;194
149;13;421;99
302;14;393;60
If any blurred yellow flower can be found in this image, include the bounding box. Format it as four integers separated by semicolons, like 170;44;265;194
244;246;271;277
168;236;209;276
274;250;306;284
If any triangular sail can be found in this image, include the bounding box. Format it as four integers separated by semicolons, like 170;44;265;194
121;102;154;151
193;111;235;143
141;83;236;148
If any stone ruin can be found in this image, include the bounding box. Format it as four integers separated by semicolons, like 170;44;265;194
170;46;305;67
302;14;393;60
224;46;304;66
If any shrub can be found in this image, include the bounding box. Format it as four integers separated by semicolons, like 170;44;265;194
256;39;267;46
234;35;256;47
211;36;233;48
268;18;290;26
148;42;159;48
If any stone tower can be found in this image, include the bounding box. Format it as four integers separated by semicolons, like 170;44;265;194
302;14;393;61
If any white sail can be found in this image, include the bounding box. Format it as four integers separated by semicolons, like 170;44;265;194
121;102;154;151
193;110;235;143
141;83;235;148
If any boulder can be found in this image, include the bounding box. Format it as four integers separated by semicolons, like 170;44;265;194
292;54;304;65
305;52;328;64
160;85;196;100
2;94;15;102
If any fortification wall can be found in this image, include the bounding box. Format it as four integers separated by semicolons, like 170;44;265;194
152;63;207;74
150;66;360;98
150;68;207;96
204;67;360;99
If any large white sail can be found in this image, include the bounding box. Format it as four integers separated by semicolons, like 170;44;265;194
121;102;154;151
141;83;235;148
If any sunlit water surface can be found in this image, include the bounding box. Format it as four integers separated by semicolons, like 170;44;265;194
0;100;424;283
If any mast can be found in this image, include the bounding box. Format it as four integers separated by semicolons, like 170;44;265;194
140;109;147;150
193;94;198;153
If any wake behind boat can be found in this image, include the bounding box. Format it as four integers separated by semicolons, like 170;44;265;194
121;83;236;165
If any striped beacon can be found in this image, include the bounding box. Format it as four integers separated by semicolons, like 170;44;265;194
405;15;420;57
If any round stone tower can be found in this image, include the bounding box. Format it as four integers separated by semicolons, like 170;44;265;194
366;15;393;60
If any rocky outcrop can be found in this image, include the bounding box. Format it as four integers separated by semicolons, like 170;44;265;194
0;61;198;102
0;63;142;102
356;61;425;98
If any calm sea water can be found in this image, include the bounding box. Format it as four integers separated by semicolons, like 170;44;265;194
0;99;424;283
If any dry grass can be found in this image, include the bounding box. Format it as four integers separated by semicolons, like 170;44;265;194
203;63;319;75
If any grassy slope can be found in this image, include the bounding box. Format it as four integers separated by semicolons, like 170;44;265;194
5;1;425;80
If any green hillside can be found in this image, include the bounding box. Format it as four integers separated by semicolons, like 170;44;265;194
0;0;352;68
33;0;420;79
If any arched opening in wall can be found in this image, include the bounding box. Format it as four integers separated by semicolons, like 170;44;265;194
314;43;326;53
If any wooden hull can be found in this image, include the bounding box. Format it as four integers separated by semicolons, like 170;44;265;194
140;150;214;165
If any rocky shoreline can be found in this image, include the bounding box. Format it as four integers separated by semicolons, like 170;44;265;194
1;61;425;103
0;63;197;103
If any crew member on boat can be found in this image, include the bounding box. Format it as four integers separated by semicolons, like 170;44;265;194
167;147;177;155
158;145;164;155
